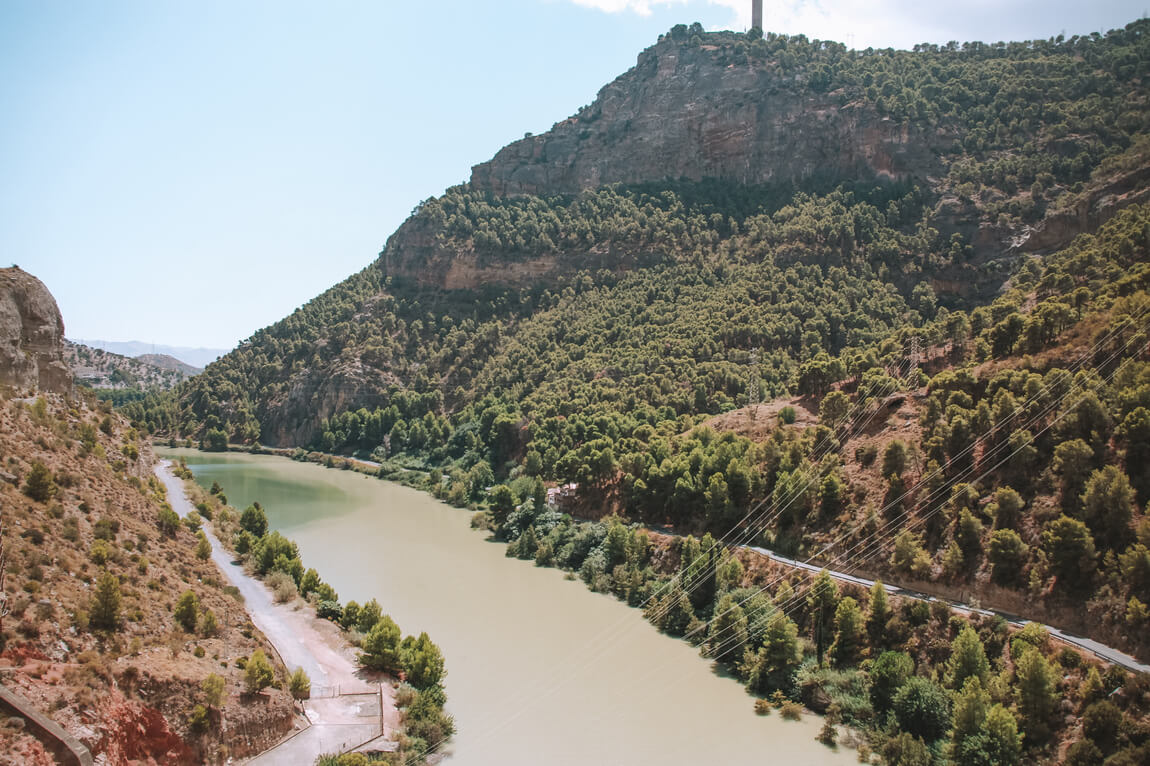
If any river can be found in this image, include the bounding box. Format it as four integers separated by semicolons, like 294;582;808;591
159;448;853;766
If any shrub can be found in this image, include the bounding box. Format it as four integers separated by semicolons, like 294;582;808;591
187;704;210;733
157;505;180;536
266;571;297;603
893;676;951;742
23;461;56;502
780;702;803;720
93;517;119;541
244;650;274;694
289;667;311;700
174;590;200;632
317;600;342;621
202;673;226;708
199;609;219;637
89;540;113;566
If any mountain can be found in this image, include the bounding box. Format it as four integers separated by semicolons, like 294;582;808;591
119;21;1150;761
136;353;202;377
64;341;201;394
132;20;1150;449
73;340;228;369
0;271;296;764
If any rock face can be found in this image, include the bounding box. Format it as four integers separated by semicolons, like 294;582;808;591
470;37;948;197
0;267;71;394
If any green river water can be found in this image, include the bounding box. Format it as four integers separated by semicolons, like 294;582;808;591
159;448;853;766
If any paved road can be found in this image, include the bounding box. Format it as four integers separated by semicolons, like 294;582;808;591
154;461;390;763
745;544;1150;674
153;461;330;687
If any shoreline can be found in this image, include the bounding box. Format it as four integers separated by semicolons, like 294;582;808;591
174;440;1150;673
153;459;401;763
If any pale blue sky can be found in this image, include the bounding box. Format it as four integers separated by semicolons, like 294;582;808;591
2;0;1145;350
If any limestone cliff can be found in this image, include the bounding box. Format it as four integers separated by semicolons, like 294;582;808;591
470;36;947;197
0;267;71;394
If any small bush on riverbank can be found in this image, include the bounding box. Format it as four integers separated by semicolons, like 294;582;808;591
780;702;803;721
267;571;297;603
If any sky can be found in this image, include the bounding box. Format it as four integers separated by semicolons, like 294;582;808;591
2;1;1146;352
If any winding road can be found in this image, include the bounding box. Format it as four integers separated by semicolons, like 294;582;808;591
153;460;395;763
745;544;1150;674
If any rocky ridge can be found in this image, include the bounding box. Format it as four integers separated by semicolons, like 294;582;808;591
470;36;944;197
0;268;71;394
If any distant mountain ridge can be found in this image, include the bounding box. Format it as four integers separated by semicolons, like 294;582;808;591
135;353;201;377
64;340;200;391
72;339;228;368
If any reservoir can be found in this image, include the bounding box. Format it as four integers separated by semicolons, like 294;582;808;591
160;448;853;766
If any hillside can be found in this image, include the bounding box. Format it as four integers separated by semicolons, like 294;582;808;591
65;341;200;398
129;20;1150;449
122;21;1150;763
0;394;298;765
0;272;300;764
136;354;202;378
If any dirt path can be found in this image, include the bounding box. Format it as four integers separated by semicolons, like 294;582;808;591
154;461;401;760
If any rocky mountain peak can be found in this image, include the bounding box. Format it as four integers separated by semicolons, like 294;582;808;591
0;266;72;393
469;34;944;198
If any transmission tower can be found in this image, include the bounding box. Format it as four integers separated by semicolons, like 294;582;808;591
908;336;923;380
748;348;761;406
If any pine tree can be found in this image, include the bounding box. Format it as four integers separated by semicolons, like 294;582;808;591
244;649;274;694
22;461;56;503
359;615;403;673
706;593;748;663
202;673;226;708
90;571;121;631
807;570;839;665
195;531;211;561
174;590;200;632
289;667;311;700
199;609;219;637
1015;648;1057;745
745;612;801;695
866;581;891;650
402;632;446;690
829;596;863;667
947;626;990;689
951;676;990;749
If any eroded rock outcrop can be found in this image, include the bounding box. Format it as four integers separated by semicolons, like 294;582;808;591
471;37;948;197
0;267;71;394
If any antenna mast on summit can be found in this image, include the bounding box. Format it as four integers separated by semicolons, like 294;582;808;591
752;0;763;31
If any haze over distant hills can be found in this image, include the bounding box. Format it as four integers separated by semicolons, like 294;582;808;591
71;338;229;368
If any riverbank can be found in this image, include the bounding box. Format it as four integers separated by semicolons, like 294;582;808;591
153;460;400;763
161;447;854;765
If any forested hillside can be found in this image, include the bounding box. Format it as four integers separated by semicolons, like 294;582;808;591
122;20;1150;763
